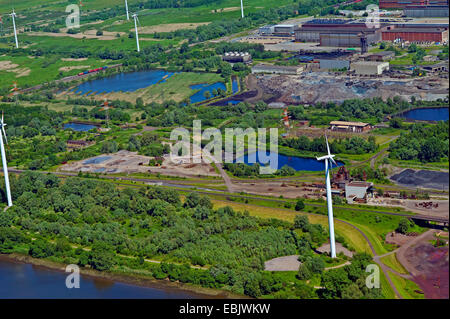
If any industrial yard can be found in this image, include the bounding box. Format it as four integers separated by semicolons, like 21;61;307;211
60;150;219;178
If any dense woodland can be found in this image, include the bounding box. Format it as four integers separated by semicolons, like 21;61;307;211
389;121;449;163
0;171;382;298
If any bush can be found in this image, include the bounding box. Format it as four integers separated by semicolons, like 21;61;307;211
295;199;305;211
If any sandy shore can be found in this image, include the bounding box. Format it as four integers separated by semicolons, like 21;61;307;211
0;253;244;299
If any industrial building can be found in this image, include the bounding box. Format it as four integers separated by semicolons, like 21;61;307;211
345;181;374;204
382;26;449;43
251;64;304;75
380;0;449;9
319;59;350;70
273;24;296;36
222;52;252;64
404;5;450;17
329;121;373;132
351;61;390;75
365;51;395;61
258;25;275;35
423;61;449;72
295;19;385;47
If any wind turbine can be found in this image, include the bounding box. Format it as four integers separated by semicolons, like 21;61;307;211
125;0;130;20
0;112;13;207
317;135;336;258
132;13;140;52
10;9;18;49
240;0;245;18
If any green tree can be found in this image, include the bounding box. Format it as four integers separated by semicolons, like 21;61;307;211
89;242;116;271
396;218;409;234
295;199;305;212
294;215;309;231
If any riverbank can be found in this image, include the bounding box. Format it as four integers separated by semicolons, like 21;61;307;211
0;253;245;299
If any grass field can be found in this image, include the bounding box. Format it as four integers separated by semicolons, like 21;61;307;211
380;253;409;275
377;262;398;299
102;72;225;104
388;271;425;299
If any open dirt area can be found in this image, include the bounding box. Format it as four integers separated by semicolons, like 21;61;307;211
316;243;354;257
230;180;323;199
390;169;449;191
0;61;30;77
257;72;449;105
367;198;449;219
28;30;126;40
59;65;90;72
211;7;240;13
134;23;209;34
0;61;19;71
264;255;300;271
385;232;418;246
60;150;219;178
397;230;449;299
61;58;88;62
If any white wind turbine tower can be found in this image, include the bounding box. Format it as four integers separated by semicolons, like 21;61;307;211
10;9;18;48
240;0;245;18
125;0;130;20
317;135;336;258
0;112;12;207
132;13;140;52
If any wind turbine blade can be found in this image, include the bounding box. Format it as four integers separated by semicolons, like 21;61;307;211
330;156;337;166
325;134;331;156
2;127;7;145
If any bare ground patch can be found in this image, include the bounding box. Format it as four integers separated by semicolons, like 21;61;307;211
1;61;30;77
61;58;88;62
211;7;240;13
0;61;19;71
59;65;90;72
28;30;125;40
264;255;300;271
134;23;209;34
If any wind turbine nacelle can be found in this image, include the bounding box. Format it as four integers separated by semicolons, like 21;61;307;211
317;154;335;161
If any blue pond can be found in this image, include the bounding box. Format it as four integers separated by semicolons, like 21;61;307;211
226;100;242;105
83;156;112;165
232;77;239;94
190;82;226;104
64;123;97;132
402;107;449;121
235;152;343;172
74;69;175;95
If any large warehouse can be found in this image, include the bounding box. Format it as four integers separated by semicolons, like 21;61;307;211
382;26;449;42
295;19;385;47
251;64;304;75
351;61;390;75
404;5;450;17
379;0;449;9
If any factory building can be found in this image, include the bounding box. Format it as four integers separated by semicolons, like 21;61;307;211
319;59;350;70
329;121;373;132
251;64;304;75
365;51;395;61
345;181;374;204
351;61;390;75
382;26;449;42
319;29;382;47
259;25;275;35
222;52;252;64
273;24;296;36
380;0;449;9
404;5;450;17
295;20;384;47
